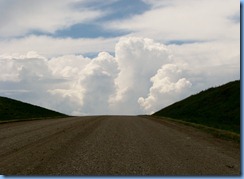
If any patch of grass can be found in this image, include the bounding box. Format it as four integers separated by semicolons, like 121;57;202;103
0;96;67;121
152;116;240;143
153;80;240;134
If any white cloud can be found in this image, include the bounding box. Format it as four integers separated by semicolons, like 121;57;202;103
138;64;192;114
0;0;104;38
0;35;118;57
107;0;239;42
109;37;172;114
48;54;90;79
0;37;240;115
168;40;240;90
0;53;63;113
0;0;239;115
77;52;118;114
49;51;119;115
0;52;49;82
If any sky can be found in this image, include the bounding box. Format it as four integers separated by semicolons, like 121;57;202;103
0;0;240;115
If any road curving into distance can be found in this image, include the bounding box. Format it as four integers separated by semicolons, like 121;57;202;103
0;116;240;175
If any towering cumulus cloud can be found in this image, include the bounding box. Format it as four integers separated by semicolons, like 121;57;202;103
138;64;192;114
0;36;239;115
48;52;118;115
110;37;174;114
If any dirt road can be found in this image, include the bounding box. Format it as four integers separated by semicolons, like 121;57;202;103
0;116;240;175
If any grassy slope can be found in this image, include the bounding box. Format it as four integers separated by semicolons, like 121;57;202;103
153;80;240;133
0;96;67;121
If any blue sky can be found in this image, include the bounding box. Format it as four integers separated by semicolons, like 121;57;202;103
0;0;240;115
29;0;150;39
0;0;239;55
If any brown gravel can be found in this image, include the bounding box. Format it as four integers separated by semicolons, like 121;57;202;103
0;116;240;176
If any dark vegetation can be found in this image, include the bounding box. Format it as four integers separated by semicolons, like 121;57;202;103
153;80;240;133
0;96;67;121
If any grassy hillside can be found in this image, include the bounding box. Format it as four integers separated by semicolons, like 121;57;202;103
153;80;240;133
0;96;67;121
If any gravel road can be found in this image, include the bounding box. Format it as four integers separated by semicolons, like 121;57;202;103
0;116;240;175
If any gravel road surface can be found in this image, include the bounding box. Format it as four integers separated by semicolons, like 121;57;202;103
0;116;240;175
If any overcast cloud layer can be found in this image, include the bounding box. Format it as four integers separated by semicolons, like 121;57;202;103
0;0;240;115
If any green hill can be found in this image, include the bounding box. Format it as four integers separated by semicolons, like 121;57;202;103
153;80;240;133
0;96;67;121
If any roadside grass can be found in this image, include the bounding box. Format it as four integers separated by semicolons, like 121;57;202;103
0;96;67;121
0;116;69;124
150;115;240;143
153;80;240;134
